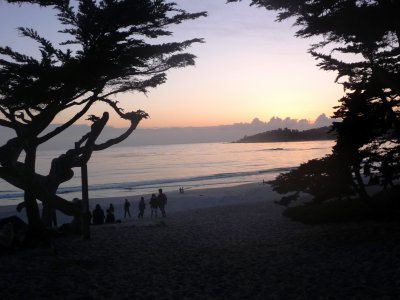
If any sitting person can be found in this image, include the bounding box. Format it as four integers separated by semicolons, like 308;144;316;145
0;216;28;251
105;208;115;223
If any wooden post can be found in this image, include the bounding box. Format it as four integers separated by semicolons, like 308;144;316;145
81;163;90;240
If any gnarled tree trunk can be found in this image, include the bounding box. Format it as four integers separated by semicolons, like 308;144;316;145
23;145;43;235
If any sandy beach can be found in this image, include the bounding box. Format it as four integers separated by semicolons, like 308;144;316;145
1;183;400;299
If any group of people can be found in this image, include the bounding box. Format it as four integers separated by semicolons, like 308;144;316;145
91;188;168;225
92;203;115;225
125;188;168;219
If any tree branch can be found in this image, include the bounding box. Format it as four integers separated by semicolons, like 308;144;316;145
0;119;14;129
93;109;148;151
0;106;12;119
37;96;97;145
0;164;80;216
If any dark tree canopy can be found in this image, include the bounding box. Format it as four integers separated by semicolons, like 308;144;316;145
230;0;400;207
0;0;206;234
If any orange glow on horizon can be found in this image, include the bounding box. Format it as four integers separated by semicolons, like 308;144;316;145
25;0;345;130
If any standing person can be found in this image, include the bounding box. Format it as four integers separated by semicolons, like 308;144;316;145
108;203;114;214
138;197;146;219
158;188;167;218
150;194;158;218
92;204;105;225
124;199;131;218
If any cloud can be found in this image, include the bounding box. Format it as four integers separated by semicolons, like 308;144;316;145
0;114;334;150
238;113;333;131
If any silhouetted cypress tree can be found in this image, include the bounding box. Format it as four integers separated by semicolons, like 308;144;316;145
230;0;400;204
0;0;206;235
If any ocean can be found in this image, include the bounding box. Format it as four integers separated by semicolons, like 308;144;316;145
0;141;333;206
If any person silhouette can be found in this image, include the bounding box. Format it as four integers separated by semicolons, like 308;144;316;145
108;203;114;214
138;197;146;219
105;208;115;223
157;188;167;218
124;199;131;218
92;204;105;225
150;194;158;218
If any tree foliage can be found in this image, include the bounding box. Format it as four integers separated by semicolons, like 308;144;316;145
0;0;206;234
230;0;400;206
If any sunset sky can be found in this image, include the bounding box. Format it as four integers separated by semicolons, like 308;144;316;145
0;0;344;128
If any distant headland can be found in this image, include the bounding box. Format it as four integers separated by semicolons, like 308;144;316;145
234;126;335;143
0;114;334;149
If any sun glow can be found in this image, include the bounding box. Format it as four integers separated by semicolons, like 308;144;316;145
8;0;345;129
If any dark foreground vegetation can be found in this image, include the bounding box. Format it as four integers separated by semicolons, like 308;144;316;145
231;0;400;223
0;0;205;240
282;187;400;224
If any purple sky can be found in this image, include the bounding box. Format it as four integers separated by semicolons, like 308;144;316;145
0;0;343;128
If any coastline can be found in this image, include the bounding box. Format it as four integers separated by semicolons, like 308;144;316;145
0;182;277;225
1;183;400;299
0;140;334;206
